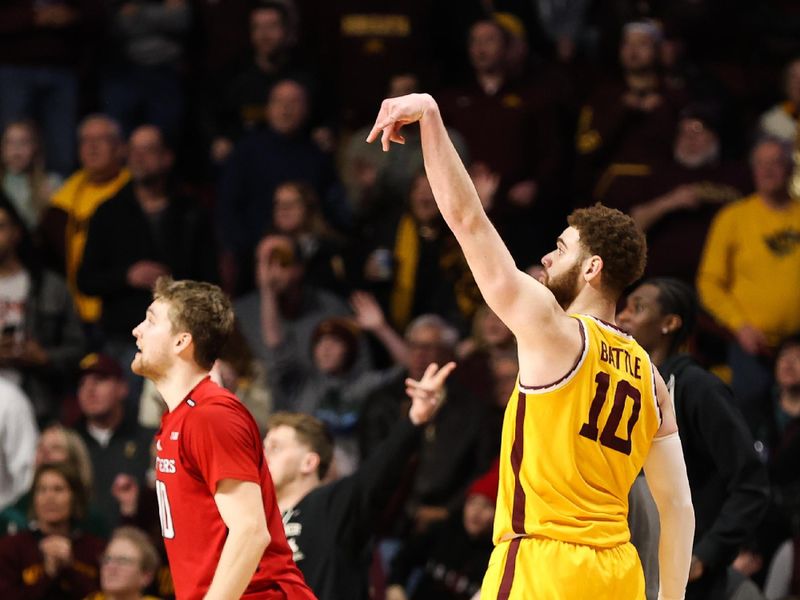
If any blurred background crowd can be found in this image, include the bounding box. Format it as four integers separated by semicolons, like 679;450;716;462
1;0;800;599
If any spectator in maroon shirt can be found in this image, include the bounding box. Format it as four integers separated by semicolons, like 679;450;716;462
587;102;750;283
0;462;105;600
438;18;564;266
574;20;690;202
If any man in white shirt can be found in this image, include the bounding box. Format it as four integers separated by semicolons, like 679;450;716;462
0;376;37;510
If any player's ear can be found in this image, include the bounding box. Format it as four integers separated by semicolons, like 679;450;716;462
301;452;321;477
661;314;682;336
584;255;603;281
174;332;192;354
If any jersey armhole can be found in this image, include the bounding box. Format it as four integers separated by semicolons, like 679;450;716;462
650;362;662;426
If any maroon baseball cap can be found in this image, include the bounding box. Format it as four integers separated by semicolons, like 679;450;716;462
79;353;124;380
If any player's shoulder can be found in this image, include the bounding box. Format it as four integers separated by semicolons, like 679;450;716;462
576;313;639;346
183;379;251;423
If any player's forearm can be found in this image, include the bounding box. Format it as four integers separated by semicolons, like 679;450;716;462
259;289;283;348
203;525;270;600
418;95;487;231
417;94;524;317
644;433;695;600
371;322;409;366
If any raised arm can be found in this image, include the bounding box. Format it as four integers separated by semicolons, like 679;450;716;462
367;94;563;341
643;373;694;600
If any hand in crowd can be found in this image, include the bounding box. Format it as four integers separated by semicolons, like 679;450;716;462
406;361;456;426
312;127;336;154
470;163;500;211
736;324;770;356
210;137;234;164
127;260;170;290
622;91;663;112
363;249;393;282
255;236;296;293
732;549;763;577
508;179;538;208
119;2;140;17
111;473;140;518
665;184;702;211
367;94;435;152
688;555;705;582
33;3;77;28
385;585;409;600
350;291;386;332
39;535;73;577
0;336;49;367
556;35;576;63
413;505;450;533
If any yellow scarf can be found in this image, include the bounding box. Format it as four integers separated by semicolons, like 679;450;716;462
389;213;418;330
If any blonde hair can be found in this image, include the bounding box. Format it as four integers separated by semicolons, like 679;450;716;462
108;526;161;574
153;277;234;370
0;120;51;223
40;423;94;496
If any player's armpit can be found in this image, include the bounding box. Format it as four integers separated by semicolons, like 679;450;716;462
653;369;679;438
204;480;270;600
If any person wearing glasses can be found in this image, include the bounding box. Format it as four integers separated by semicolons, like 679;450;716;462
86;526;161;600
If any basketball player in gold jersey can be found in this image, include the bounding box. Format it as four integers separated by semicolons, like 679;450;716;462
368;94;694;600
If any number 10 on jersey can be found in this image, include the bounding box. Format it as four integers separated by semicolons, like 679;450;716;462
579;371;642;455
156;480;175;539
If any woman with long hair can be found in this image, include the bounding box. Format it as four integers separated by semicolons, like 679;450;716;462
1;120;63;231
0;462;105;599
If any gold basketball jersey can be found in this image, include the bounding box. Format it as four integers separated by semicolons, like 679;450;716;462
493;314;661;548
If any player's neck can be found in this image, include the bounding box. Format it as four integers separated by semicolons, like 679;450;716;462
277;477;319;513
155;364;210;412
566;290;617;324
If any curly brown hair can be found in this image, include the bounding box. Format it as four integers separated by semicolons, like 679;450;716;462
154;277;234;370
567;204;646;296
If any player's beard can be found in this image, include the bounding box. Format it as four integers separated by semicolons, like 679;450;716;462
545;261;583;311
131;348;167;381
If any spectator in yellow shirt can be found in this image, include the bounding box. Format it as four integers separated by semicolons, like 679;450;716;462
39;115;130;331
697;136;800;425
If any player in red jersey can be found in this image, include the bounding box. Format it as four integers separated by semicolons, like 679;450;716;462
131;277;316;600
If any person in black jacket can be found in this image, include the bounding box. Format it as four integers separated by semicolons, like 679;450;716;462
385;462;497;600
77;125;218;419
262;361;455;600
618;277;771;600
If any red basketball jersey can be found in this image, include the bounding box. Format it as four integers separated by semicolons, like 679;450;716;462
154;377;315;599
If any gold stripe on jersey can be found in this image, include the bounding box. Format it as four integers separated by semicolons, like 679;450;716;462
493;314;661;549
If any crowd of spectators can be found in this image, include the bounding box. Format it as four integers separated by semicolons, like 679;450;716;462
2;0;800;599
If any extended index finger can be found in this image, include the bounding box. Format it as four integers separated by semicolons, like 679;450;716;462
366;109;393;144
431;361;457;387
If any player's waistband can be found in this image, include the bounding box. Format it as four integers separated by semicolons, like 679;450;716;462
497;531;629;551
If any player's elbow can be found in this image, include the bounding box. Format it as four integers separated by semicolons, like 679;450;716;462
657;488;695;527
233;518;271;553
251;521;271;552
